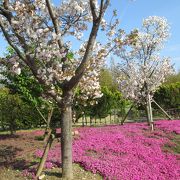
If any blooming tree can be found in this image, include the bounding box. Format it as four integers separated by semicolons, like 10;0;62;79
0;0;131;178
114;16;174;129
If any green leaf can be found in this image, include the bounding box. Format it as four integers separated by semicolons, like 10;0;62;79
67;52;74;60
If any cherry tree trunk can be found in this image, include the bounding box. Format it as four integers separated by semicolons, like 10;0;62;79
146;104;150;125
146;94;154;131
148;95;154;131
60;90;73;179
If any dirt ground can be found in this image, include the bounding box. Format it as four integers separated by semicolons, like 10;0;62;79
0;130;102;180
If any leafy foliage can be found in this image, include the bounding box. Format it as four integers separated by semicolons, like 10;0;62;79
0;88;42;134
154;82;180;109
164;71;180;85
74;85;126;119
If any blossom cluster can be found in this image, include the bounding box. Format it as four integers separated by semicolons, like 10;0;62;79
0;0;116;104
8;55;21;75
76;42;107;105
32;120;180;180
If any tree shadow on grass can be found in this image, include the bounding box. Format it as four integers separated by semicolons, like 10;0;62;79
44;169;62;178
0;145;37;170
0;134;20;140
0;145;22;167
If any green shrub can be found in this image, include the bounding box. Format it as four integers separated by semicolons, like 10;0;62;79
154;82;180;109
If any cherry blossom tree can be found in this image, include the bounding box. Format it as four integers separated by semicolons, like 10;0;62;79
0;0;132;178
114;16;174;130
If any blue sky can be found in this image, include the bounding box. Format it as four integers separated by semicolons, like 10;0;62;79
109;0;180;71
0;0;180;71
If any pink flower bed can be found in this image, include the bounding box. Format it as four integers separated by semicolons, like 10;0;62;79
155;120;180;134
34;120;180;180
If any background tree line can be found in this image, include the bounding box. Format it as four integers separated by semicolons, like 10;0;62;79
0;63;180;133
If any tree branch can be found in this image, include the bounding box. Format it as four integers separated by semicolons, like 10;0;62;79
61;13;84;36
100;0;109;17
3;0;9;9
90;0;98;20
0;6;10;15
0;22;25;61
45;0;63;49
0;6;30;51
65;0;110;91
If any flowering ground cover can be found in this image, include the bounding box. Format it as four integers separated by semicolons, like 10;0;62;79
34;120;180;180
0;120;179;179
0;129;101;180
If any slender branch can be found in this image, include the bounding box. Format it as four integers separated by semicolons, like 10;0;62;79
120;67;130;78
61;13;84;36
104;43;118;58
100;0;109;15
0;22;25;61
6;20;29;51
148;60;159;78
0;6;29;51
100;0;104;13
45;0;63;49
